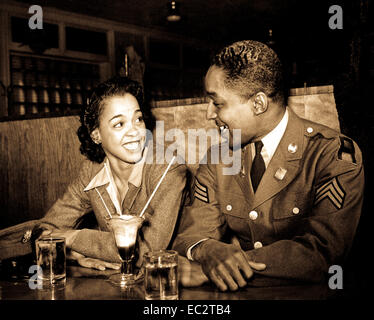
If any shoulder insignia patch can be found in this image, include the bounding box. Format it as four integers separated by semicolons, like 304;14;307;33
194;177;209;203
338;137;356;164
314;177;345;209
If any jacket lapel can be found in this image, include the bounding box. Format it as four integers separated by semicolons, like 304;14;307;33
233;145;254;205
252;108;305;209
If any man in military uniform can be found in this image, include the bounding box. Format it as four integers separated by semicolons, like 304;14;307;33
173;40;364;291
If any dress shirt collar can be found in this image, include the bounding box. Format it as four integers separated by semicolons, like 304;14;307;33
251;108;289;167
84;147;147;191
83;147;148;214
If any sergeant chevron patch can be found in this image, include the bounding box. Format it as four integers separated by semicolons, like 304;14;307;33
314;177;345;209
194;177;209;203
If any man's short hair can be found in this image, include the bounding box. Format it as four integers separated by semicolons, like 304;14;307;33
212;40;284;104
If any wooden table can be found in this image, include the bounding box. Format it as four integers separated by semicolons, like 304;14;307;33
0;266;339;300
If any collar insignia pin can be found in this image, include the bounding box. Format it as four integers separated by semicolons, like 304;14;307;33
21;229;32;243
274;167;287;181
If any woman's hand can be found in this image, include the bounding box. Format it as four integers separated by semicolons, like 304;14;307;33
39;229;120;270
68;250;121;271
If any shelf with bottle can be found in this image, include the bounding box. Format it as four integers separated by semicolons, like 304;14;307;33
7;53;101;118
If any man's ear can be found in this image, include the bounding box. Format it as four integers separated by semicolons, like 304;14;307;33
252;92;268;115
90;128;101;144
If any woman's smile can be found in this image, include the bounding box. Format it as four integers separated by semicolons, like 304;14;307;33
122;139;143;151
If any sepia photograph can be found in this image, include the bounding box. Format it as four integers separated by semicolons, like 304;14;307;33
0;0;372;313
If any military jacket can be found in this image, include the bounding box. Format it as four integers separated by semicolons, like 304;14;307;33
173;108;364;285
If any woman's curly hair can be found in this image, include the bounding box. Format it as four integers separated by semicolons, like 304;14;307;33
77;76;154;163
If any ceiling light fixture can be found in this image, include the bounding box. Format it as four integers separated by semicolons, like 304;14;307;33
167;1;181;22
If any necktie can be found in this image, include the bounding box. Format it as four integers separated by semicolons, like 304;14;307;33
250;141;266;192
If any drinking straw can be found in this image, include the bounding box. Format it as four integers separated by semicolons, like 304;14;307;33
139;155;176;218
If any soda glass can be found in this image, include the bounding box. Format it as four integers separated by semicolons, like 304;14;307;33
108;215;144;287
35;237;66;289
144;250;179;300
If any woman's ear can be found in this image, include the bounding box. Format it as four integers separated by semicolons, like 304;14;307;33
252;92;268;115
90;129;101;144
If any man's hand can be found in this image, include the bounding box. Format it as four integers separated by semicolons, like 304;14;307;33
193;239;266;291
178;255;209;287
68;250;121;271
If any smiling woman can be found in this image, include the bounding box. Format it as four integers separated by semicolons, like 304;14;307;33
31;76;187;270
77;76;153;164
91;95;147;165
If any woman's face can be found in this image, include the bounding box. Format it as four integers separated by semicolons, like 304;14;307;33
91;93;147;164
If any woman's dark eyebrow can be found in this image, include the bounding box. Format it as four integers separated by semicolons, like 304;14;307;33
109;114;123;121
109;109;142;121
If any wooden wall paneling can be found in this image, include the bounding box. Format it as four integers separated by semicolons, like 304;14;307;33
0;9;10;117
0;124;11;227
0;116;84;228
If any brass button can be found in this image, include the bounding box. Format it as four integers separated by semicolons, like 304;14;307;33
249;210;258;220
307;127;314;134
226;204;232;211
292;207;300;215
254;241;263;249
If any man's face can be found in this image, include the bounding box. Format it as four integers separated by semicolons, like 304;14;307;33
204;65;258;147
